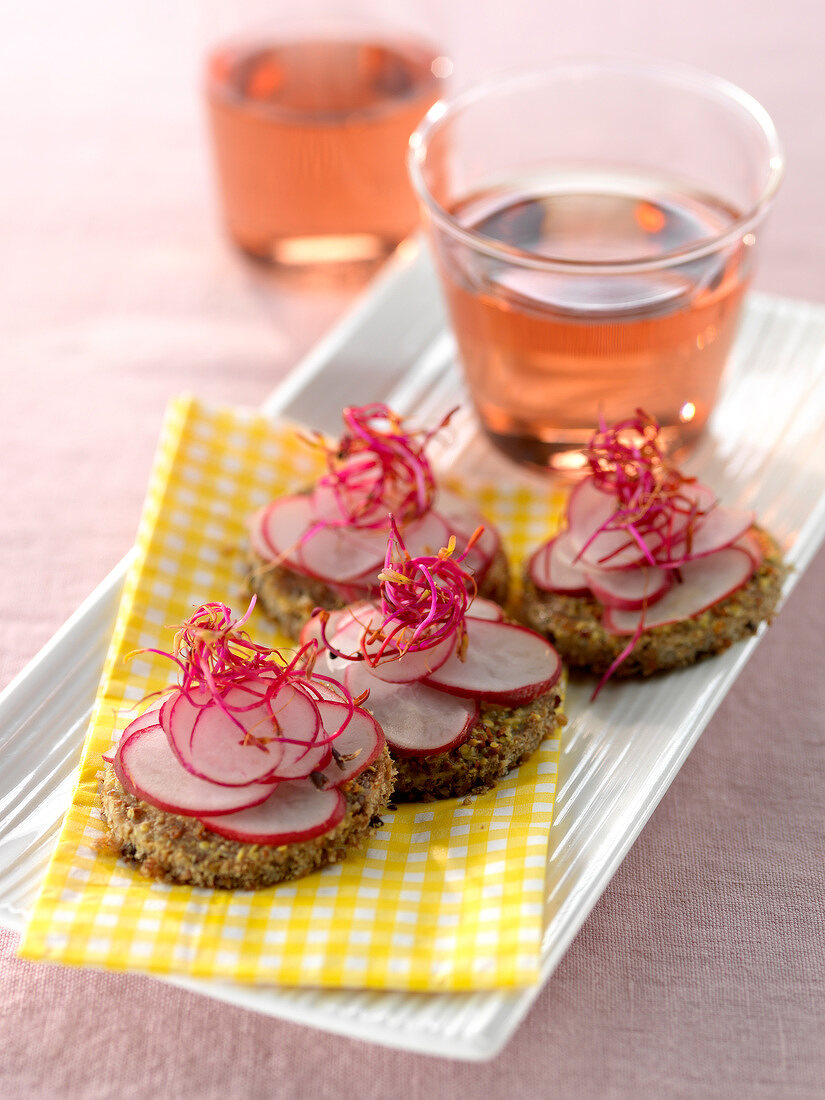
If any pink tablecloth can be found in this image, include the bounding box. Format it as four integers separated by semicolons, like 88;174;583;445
1;1;823;1095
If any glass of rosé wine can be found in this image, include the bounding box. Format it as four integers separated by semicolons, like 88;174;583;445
408;59;784;472
204;3;452;269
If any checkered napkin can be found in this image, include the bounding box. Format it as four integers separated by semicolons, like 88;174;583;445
19;396;566;991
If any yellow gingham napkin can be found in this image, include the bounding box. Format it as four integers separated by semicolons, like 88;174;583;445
19;396;566;991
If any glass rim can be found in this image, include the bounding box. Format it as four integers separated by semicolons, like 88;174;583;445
407;57;785;276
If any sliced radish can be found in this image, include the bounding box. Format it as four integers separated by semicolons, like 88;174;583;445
567;479;651;567
735;529;764;568
186;682;319;785
312;475;359;526
257;682;334;780
528;531;590;594
367;632;457;684
312;454;391;526
466;597;504;621
299;608;345;649
569;478;720;570
322;606;376;668
249;507;277;561
566;478;623;559
300;673;355;704
585;563;672;610
433;498;499;572
345;663;478;757
465;522;500;573
298;523;386;583
115;723;275;816
300;601;376;651
164;682;272;782
328;611;457;685
315;700;385;781
401;510;451;558
198;778;346;844
104;706;163;764
423;619;562;706
161;687;209;772
672;505;754;561
602;545;756;634
253;496;315;564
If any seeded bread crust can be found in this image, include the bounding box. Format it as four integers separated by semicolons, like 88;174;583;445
98;750;394;890
516;527;786;677
389;687;565;802
248;544;510;640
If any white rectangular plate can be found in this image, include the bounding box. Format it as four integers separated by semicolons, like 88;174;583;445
2;243;825;1060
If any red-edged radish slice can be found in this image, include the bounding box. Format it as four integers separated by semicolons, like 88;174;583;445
602;545;756;634
161;687;208;771
300;673;355;705
368;632;457;684
298;523;387;583
433;498;499;570
325;610;456;685
466;597;504;621
569;479;719;570
299;608;345;649
321;606;376;672
312;454;391;526
734;529;764;568
402;510;451;558
198;778;346;844
566;478;621;553
253;496;315;564
585;563;672;610
302;600;377;655
186;682;324;785
163;681;273;780
115;724;275;816
345;663;478;757
312;477;354;525
315;700;385;781
104;706;163;764
261;682;334;780
464;522;500;573
249;507;277;561
671;505;754;561
642;481;719;556
423;619;562;706
528;531;590;594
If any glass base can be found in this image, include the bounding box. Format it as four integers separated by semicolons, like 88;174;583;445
234;231;397;267
483;421;701;476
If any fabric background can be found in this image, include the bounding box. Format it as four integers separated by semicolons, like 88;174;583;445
1;1;823;1096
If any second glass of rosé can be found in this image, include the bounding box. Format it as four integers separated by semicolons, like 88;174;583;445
205;8;452;269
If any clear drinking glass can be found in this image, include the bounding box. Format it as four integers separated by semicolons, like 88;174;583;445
204;1;452;268
408;60;784;471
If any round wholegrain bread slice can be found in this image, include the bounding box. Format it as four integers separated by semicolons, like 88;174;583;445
390;686;565;802
98;750;394;890
517;527;786;678
248;544;510;641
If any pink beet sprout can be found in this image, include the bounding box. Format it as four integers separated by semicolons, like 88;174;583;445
132;599;354;757
581;410;717;698
581;409;712;569
374;517;474;660
319;518;480;668
308;403;455;530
